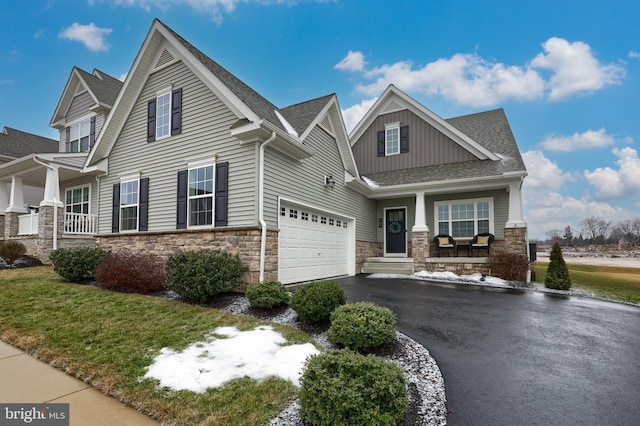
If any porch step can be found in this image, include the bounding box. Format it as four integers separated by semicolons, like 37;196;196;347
361;257;414;275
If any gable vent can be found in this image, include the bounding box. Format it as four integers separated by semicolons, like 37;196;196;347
320;115;334;135
155;49;175;68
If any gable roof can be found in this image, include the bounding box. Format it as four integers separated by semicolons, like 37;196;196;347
350;85;499;161
0;127;58;159
360;108;527;188
50;67;123;128
86;19;357;176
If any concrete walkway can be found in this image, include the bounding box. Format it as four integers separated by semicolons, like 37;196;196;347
0;341;158;425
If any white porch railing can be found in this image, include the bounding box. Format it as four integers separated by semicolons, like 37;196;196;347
17;213;39;235
64;212;97;235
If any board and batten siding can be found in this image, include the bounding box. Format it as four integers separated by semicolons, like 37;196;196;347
97;60;258;234
263;125;376;242
352;109;477;175
425;189;509;239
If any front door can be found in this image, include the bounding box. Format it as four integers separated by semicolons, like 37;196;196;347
385;208;406;256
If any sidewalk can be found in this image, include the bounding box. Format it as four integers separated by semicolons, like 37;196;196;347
0;341;158;425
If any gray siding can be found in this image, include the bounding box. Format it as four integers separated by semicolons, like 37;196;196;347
375;198;415;242
60;175;99;215
58;90;107;153
263;125;377;242
425;189;509;239
352;109;476;175
97;61;258;234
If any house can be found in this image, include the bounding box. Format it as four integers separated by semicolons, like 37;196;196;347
0;69;122;257
3;19;528;284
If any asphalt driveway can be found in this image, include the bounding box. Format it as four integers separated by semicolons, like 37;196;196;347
337;275;640;426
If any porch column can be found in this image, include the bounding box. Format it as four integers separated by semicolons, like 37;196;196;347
7;176;25;213
412;191;430;272
505;181;526;228
0;181;8;239
40;166;63;208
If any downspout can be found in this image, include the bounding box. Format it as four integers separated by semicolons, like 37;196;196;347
258;131;277;283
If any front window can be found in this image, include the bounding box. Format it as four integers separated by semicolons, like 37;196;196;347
65;187;89;214
436;199;492;238
188;165;214;227
385;124;400;156
69;119;91;152
156;92;171;139
120;180;139;231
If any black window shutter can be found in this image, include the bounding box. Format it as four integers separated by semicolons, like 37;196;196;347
400;125;409;153
89;116;96;149
147;98;156;142
65;127;71;153
176;170;188;229
215;162;229;227
377;130;385;157
139;177;149;232
111;183;120;233
171;88;182;136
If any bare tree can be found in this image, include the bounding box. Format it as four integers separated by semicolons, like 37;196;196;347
580;216;612;242
613;219;640;246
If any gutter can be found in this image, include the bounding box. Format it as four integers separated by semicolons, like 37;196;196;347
258;131;277;282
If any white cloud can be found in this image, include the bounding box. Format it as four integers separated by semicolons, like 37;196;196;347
584;147;640;199
541;128;615;152
521;150;574;190
341;97;378;133
629;51;640;60
59;23;112;52
530;37;625;100
335;50;366;72
336;37;625;107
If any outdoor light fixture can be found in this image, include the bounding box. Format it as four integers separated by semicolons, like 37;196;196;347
324;175;336;189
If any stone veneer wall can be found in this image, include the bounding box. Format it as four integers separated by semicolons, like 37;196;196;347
95;227;279;284
4;212;19;238
356;240;383;272
0;216;4;240
503;228;528;257
411;231;431;272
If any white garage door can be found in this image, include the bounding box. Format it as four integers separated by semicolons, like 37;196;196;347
278;203;352;284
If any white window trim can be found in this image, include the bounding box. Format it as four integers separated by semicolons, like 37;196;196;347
434;197;494;239
384;122;401;156
155;86;173;141
64;184;91;215
187;163;216;229
68;115;94;153
119;177;140;233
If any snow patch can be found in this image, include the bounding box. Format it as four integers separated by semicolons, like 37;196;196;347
144;325;319;392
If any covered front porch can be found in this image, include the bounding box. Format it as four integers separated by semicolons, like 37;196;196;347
0;153;103;258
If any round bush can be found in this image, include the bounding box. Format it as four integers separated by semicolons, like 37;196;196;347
290;280;346;323
96;252;166;294
165;250;247;302
0;240;27;266
246;280;290;309
327;302;397;351
50;247;110;283
300;349;407;426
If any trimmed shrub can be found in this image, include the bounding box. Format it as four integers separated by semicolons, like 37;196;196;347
545;242;572;290
0;240;27;266
165;250;247;302
290;280;346;324
246;280;290;309
486;252;530;282
49;247;109;283
96;252;166;294
327;302;397;351
300;349;407;426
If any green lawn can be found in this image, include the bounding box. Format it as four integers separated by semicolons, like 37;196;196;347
534;262;640;305
0;266;315;426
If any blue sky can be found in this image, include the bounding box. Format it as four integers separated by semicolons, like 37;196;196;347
1;0;639;240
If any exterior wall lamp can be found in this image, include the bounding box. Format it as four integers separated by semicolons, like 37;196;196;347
324;175;336;189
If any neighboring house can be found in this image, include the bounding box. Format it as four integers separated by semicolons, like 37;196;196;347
2;19;528;284
0;69;122;257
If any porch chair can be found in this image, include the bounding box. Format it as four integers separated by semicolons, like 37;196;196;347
470;233;495;257
434;234;456;257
